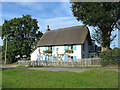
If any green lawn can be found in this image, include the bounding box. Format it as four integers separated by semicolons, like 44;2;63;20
18;65;120;69
2;69;118;88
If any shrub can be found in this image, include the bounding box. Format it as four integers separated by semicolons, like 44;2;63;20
100;49;120;67
26;57;31;60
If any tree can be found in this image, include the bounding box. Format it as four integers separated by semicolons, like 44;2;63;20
71;2;120;51
2;15;43;63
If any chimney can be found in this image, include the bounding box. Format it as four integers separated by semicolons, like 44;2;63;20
46;25;50;32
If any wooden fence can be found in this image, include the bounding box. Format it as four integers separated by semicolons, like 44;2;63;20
18;58;101;67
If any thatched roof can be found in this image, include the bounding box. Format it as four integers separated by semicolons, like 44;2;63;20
37;25;92;47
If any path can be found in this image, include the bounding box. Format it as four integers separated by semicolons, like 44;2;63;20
2;66;120;73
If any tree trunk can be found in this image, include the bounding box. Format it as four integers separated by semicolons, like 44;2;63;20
101;30;111;51
101;46;110;51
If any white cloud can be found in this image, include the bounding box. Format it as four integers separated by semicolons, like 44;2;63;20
46;17;73;22
37;16;82;33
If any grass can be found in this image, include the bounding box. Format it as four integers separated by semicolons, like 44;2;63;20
2;69;118;88
18;65;120;69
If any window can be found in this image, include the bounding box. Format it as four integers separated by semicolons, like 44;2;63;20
73;56;77;60
45;46;48;50
64;45;67;50
45;55;47;60
52;46;54;51
64;55;67;60
73;45;76;50
52;55;54;60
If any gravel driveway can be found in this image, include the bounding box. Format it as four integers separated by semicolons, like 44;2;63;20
2;66;120;73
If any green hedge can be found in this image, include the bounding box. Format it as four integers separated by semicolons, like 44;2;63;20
100;48;120;67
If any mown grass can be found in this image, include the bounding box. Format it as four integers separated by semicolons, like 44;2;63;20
18;65;120;69
2;69;118;88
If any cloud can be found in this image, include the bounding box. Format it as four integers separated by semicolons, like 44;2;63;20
46;17;73;22
37;16;82;33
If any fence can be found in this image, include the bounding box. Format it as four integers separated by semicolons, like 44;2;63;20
18;58;101;67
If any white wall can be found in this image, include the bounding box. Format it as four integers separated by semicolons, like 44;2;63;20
31;48;39;61
31;47;45;61
53;45;82;60
31;45;82;61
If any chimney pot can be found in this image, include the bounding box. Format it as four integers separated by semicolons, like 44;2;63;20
46;25;50;31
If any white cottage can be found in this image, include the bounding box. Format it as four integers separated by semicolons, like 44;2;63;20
31;25;100;61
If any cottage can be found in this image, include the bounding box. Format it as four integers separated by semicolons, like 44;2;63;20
31;25;100;61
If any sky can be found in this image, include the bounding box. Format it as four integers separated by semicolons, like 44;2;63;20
0;1;119;48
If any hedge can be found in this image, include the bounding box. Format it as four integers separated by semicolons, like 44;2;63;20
99;48;120;67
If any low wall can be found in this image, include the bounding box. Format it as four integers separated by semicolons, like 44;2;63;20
18;58;101;67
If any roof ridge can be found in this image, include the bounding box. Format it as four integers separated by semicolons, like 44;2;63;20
48;25;87;32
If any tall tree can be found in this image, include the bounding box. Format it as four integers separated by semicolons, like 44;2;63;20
2;15;43;63
71;2;120;51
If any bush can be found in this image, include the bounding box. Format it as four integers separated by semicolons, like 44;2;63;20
100;49;120;67
26;57;31;60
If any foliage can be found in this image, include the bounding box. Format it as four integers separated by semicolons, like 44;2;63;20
113;47;120;50
43;50;52;53
65;49;73;53
100;49;120;67
26;57;31;60
2;15;43;63
71;2;120;51
2;69;118;88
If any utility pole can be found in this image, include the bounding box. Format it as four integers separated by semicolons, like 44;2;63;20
5;37;7;64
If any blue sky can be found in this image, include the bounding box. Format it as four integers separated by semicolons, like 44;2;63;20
0;1;119;48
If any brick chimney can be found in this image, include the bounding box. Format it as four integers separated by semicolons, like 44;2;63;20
46;25;50;32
